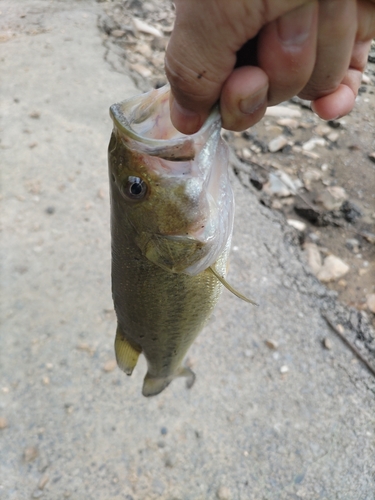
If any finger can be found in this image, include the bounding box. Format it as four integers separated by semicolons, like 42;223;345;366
165;1;241;134
310;0;375;120
257;1;319;105
220;66;269;131
311;40;372;119
298;0;357;101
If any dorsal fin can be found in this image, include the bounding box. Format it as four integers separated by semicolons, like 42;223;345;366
209;266;258;306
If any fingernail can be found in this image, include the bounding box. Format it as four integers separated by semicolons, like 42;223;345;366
277;2;316;45
239;87;267;115
170;95;202;135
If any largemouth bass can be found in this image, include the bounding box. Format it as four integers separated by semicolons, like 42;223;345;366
108;86;254;397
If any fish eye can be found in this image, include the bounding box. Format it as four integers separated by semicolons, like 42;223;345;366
122;176;148;201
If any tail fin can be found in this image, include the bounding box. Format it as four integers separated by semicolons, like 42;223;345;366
142;366;196;397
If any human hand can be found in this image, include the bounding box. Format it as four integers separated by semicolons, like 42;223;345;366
165;0;375;133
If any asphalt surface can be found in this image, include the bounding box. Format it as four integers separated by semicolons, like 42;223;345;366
1;2;375;499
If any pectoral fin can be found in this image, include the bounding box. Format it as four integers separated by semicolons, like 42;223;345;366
209;266;258;306
115;327;141;375
136;232;204;273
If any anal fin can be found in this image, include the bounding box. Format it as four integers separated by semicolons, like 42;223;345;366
209;266;258;306
115;327;141;375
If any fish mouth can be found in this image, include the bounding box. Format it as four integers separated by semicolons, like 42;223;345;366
109;85;221;161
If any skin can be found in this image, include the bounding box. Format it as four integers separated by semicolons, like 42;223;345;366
165;0;375;133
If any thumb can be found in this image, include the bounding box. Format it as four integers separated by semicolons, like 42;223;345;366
165;2;240;134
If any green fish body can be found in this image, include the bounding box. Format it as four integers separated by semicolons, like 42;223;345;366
108;86;234;396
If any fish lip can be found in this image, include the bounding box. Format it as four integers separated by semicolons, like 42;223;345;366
109;85;221;161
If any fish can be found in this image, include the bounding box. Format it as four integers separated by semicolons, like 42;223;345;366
108;85;255;397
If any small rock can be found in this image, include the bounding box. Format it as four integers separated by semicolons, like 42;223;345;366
338;279;347;288
366;294;375;314
345;238;360;253
341;200;362;223
38;475;49;490
302;168;322;190
304;167;323;182
29;111;40;119
160;426;168;435
265;171;300;198
302;149;321;160
111;29;125;38
264;172;291;197
32;490;43;499
317;255;349;282
327;131;339;142
362;231;375;244
368;152;375;164
302;137;326;151
24;446;38;462
322;338;333;350
271;199;283;210
265;106;301;118
287;219;306;232
280;365;289;374
314;124;331;137
217;485;232;500
315;186;347;211
151;36;169;51
362;73;371;84
265;339;278;350
132;17;163;37
304;243;322;275
307;232;320;244
136;42;153;58
277;117;299;129
130;63;152;78
239;147;251;160
268;134;289;152
45;206;55;215
103;359;117;373
0;417;8;429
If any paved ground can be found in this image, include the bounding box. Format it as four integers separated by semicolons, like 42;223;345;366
1;2;374;499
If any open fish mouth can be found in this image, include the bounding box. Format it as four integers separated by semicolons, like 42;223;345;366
110;84;220;161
